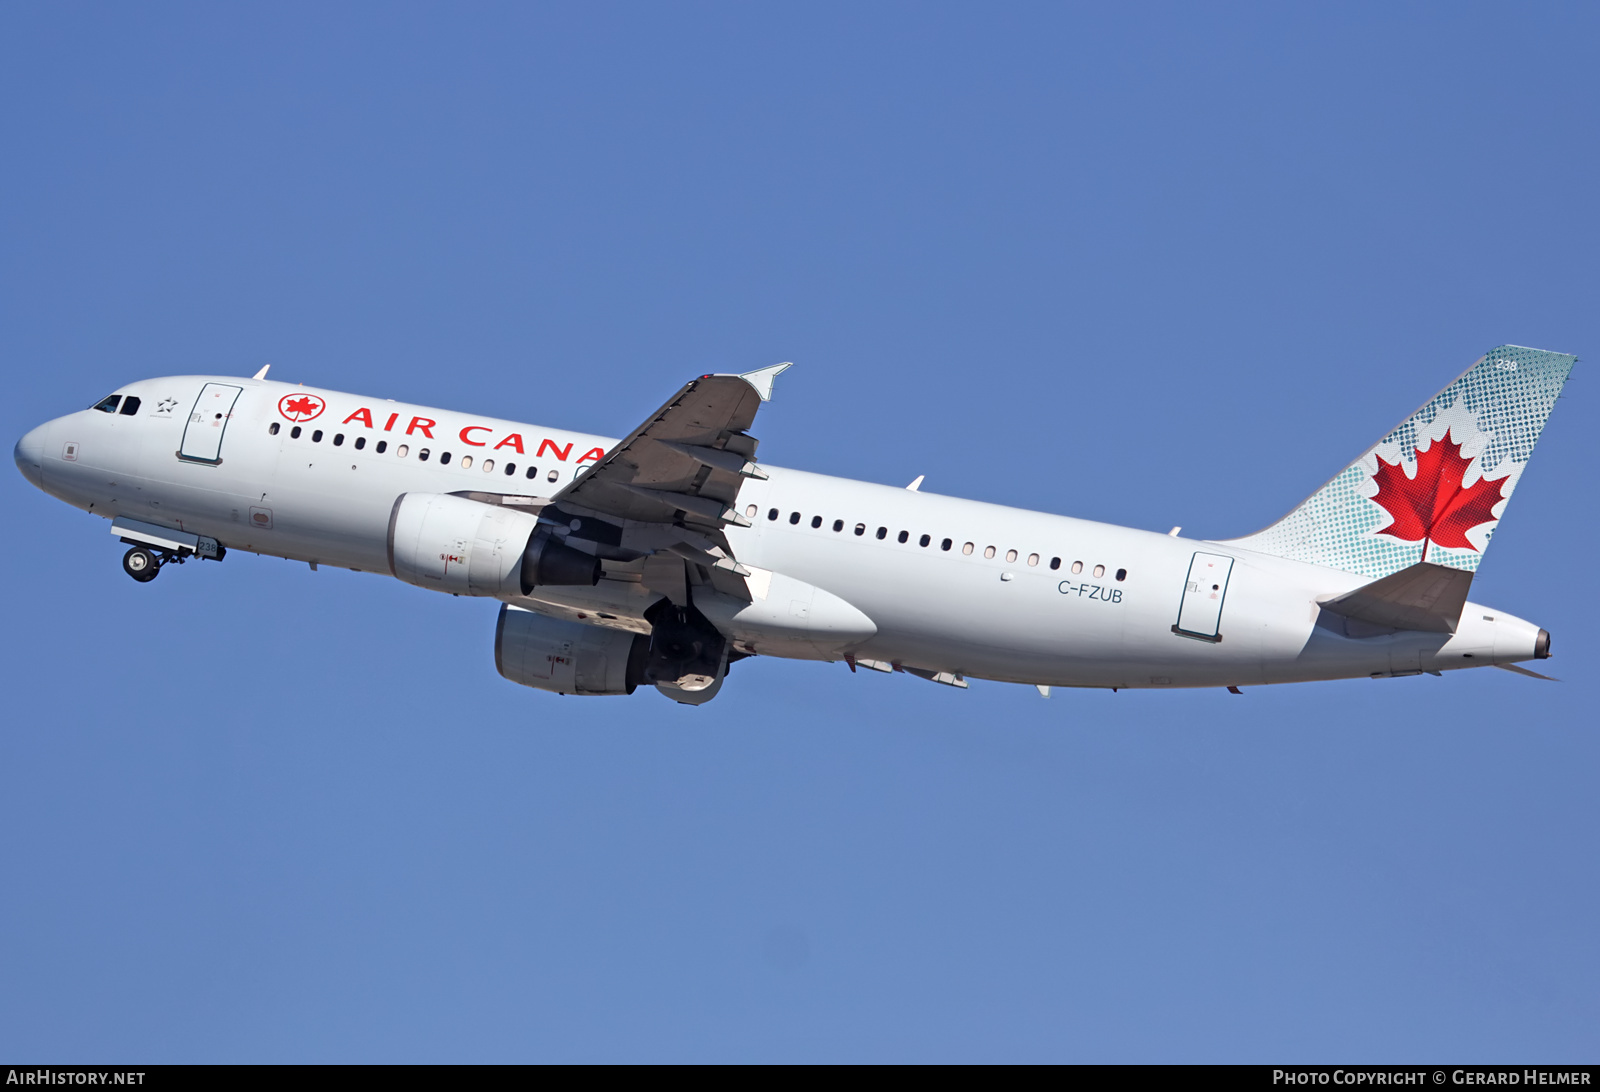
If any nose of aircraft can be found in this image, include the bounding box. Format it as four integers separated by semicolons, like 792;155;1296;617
14;424;46;488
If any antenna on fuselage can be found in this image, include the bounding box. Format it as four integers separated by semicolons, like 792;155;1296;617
252;364;271;380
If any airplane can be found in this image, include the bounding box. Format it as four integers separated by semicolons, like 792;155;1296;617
12;345;1572;705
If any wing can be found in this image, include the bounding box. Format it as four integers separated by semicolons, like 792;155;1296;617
540;363;790;602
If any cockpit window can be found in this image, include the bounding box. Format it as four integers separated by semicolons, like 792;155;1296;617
118;396;141;416
92;395;120;413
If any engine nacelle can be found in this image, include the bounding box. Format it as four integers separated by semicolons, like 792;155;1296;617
495;606;649;696
387;493;599;597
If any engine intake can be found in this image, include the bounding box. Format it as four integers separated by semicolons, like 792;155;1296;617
496;606;649;696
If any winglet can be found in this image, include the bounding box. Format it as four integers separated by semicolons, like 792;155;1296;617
736;362;792;402
252;364;271;380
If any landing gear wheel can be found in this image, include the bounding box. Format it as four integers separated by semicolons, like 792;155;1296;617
122;546;160;582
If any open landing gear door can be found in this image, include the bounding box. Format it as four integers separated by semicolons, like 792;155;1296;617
1173;551;1234;643
179;383;243;464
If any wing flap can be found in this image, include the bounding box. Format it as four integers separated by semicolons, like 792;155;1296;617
546;365;790;603
555;370;782;523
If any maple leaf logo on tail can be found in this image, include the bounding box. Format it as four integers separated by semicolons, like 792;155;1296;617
1220;345;1574;580
1370;430;1507;561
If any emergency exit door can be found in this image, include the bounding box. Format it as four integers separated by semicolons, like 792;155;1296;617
1173;552;1234;642
179;383;243;464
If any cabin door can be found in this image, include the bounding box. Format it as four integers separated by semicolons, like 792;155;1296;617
179;383;244;464
1174;552;1234;642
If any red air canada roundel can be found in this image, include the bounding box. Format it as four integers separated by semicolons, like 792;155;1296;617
278;393;326;422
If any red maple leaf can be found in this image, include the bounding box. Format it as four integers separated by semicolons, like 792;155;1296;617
1370;431;1506;553
283;396;320;417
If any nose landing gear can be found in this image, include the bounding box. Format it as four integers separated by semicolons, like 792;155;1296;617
116;528;226;583
122;546;162;582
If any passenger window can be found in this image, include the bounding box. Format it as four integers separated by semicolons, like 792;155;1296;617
811;516;823;528
119;397;141;416
396;445;409;457
481;459;493;472
833;519;844;532
504;463;516;476
1071;561;1083;574
919;534;930;547
962;542;974;555
984;546;996;559
1115;568;1127;581
893;530;905;543
92;395;120;413
876;527;887;540
941;538;952;551
526;466;537;479
312;430;323;442
355;436;366;450
790;512;801;524
269;422;280;436
768;508;779;521
376;440;388;454
854;523;866;536
333;433;344;446
440;452;452;465
1027;553;1039;566
1093;564;1105;578
291;426;302;439
1050;557;1061;570
418;448;429;461
1005;549;1018;563
746;505;758;518
459;455;472;469
546;469;558;483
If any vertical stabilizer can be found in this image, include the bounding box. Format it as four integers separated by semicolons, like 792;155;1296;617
1224;345;1575;580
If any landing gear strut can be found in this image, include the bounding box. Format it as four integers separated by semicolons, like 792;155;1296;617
116;533;224;584
122;546;161;582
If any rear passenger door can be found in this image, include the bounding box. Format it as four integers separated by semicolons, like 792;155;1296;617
1173;552;1234;642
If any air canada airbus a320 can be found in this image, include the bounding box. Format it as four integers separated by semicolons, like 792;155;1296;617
13;346;1572;705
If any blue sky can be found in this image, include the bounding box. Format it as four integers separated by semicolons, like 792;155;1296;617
2;2;1597;1062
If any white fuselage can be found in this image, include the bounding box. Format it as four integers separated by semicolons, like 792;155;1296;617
15;375;1548;691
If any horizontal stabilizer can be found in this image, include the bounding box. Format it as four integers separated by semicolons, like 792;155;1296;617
1321;561;1472;634
1493;663;1559;682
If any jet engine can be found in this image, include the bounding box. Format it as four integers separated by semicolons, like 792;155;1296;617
495;605;650;696
387;492;599;597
